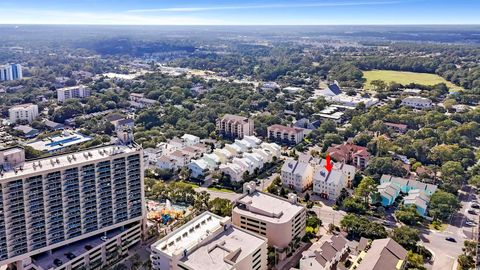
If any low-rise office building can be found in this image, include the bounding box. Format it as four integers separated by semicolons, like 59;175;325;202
150;211;268;270
232;182;306;258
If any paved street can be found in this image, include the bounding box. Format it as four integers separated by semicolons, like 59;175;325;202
422;186;478;270
311;204;346;227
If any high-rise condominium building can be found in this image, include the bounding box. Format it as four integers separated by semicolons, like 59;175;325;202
0;144;145;270
57;85;91;102
0;64;23;81
8;103;39;124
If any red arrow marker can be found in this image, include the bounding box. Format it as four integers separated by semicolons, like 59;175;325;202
325;153;333;172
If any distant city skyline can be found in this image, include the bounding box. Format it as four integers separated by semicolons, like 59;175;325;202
0;0;479;25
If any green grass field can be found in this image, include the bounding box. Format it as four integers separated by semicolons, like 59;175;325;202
363;70;463;92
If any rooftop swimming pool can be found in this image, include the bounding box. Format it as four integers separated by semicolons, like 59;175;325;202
46;136;85;147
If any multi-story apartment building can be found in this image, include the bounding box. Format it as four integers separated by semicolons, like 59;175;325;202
232;182;306;259
216;114;254;139
8;104;39;124
57;85;91;103
267;124;305;145
150;211;268;270
281;154;316;192
327;141;370;170
313;159;356;198
0;64;22;81
0;144;145;270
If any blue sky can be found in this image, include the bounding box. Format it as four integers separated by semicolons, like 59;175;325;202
0;0;479;25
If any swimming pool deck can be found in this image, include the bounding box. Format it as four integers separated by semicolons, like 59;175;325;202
26;132;92;152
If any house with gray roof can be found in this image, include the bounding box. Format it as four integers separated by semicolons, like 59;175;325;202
354;238;407;270
300;235;350;270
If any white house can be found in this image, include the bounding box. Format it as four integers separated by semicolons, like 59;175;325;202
281;154;316;192
188;159;210;178
181;134;200;146
213;148;234;163
220;163;246;182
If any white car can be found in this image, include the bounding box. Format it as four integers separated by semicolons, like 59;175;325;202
466;221;476;226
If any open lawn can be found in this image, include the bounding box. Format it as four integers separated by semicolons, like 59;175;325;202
363;70;463;92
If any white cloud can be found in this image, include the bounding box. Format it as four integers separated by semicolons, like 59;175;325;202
0;9;222;25
127;1;402;13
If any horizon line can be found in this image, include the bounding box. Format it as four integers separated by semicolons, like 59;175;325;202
0;23;479;26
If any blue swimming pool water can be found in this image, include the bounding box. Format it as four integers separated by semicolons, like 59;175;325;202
46;136;85;147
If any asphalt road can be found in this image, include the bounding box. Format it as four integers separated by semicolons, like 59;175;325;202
422;186;478;270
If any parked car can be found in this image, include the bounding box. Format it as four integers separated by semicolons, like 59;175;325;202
468;209;477;215
471;203;480;209
466;221;476;226
65;252;76;259
445;237;457;242
53;259;63;267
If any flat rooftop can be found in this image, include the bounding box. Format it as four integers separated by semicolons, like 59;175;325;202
180;226;265;270
235;191;304;223
32;227;125;270
152;212;223;256
0;144;140;180
26;132;92;152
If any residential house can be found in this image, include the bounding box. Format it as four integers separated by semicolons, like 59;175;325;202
281;154;316;192
300;235;349;270
188;159;210;178
313;168;347;201
219;163;246;182
181;134;200;146
380;175;437;196
129;93;157;108
377;182;401;206
378;175;438;215
384;122;408;133
403;189;430;216
350;238;407;270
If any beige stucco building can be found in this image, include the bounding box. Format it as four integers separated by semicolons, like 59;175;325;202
232;182;306;255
